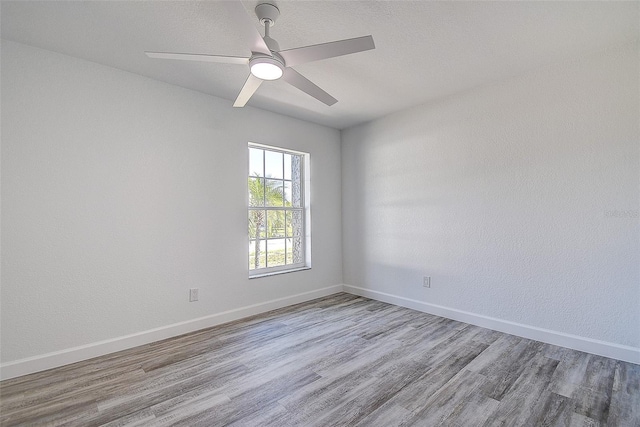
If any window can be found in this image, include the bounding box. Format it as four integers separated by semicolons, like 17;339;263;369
248;143;309;275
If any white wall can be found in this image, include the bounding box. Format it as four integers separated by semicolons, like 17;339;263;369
2;38;639;378
0;41;342;372
342;43;639;356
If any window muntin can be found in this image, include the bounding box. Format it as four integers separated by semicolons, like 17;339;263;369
248;144;307;275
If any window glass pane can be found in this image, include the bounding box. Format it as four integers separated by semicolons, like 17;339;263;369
291;210;303;237
291;180;302;207
267;210;285;238
249;209;266;239
284;154;292;180
249;148;264;177
284;181;292;206
265;179;284;207
249;210;256;240
267;239;286;268
292;236;303;264
291;154;302;207
249;177;266;207
285;211;293;237
265;150;283;179
249;240;266;270
286;238;293;264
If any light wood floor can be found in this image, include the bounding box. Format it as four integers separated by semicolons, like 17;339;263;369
1;293;638;426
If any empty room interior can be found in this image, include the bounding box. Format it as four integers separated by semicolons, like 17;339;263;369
1;1;639;426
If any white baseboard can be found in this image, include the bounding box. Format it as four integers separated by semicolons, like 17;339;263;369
4;283;636;381
343;285;640;365
0;285;344;381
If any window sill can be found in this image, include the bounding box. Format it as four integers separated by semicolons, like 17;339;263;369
249;267;311;279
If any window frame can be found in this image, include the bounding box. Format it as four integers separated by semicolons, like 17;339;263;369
248;142;310;277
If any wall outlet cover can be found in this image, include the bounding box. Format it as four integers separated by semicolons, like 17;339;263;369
423;277;431;288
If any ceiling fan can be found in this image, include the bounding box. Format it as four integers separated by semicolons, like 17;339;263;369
145;2;375;107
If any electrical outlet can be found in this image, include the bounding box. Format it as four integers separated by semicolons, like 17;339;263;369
423;277;431;288
189;288;199;302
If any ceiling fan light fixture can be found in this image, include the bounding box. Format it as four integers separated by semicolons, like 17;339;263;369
146;2;374;107
249;56;284;80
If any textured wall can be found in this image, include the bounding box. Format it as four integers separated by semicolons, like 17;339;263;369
1;41;342;363
342;43;639;348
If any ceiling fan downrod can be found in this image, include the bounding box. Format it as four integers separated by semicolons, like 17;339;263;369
256;3;280;53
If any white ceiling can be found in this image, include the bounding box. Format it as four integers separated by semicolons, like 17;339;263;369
2;1;638;129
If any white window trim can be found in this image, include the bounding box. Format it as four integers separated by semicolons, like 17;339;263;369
248;143;311;277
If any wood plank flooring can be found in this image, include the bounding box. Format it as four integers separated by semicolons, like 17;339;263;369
1;293;638;426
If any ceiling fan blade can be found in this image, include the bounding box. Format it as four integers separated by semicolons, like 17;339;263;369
233;74;263;107
224;2;272;56
279;35;375;67
282;68;337;106
145;51;249;65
